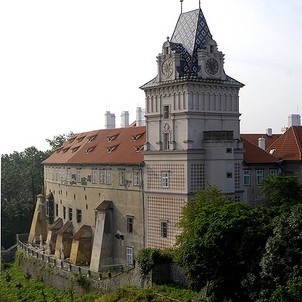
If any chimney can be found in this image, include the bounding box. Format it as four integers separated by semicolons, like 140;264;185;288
266;128;272;137
288;114;301;127
121;111;129;127
105;111;116;129
136;107;145;126
258;137;265;150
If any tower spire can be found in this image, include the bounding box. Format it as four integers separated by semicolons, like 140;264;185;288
180;0;183;14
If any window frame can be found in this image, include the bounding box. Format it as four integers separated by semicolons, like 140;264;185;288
76;209;82;223
161;171;170;188
160;221;168;238
127;216;134;233
126;247;134;266
133;170;140;186
256;169;264;186
243;170;251;186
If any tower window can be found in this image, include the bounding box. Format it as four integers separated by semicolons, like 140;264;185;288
160;221;168;238
163;106;170;118
162;172;170;188
63;206;66;219
163;133;169;150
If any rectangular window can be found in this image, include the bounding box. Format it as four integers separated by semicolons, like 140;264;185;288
76;209;82;223
55;204;58;217
126;247;134;266
100;169;105;184
76;168;81;183
162;172;170;188
119;170;125;186
270;169;278;176
92;169;97;184
127;216;134;233
226;172;233;178
63;206;66;219
67;168;71;183
243;170;251;186
256;170;264;185
106;169;111;185
163;133;169;150
226;148;232;154
163;105;170;119
161;221;168;238
68;207;73;221
133;170;140;186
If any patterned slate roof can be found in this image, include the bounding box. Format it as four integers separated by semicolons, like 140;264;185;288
43;126;146;165
171;9;212;75
141;74;243;89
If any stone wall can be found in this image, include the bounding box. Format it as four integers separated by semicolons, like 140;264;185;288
18;250;146;297
1;245;17;264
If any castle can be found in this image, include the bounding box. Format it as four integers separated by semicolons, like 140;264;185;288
28;4;302;272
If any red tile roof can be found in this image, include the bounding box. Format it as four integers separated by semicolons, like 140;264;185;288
72;225;92;240
58;221;73;234
267;126;302;161
43;126;146;165
49;218;63;231
241;137;279;164
241;133;281;150
95;200;113;211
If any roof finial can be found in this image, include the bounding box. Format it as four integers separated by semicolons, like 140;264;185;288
180;0;184;14
199;0;201;9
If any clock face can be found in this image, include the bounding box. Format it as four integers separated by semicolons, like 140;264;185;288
205;58;219;75
162;59;173;77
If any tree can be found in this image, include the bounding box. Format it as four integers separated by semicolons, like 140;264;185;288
261;175;302;206
255;203;302;301
45;131;74;151
1;147;48;248
176;186;274;301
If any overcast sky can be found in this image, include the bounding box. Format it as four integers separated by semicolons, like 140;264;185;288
1;0;302;154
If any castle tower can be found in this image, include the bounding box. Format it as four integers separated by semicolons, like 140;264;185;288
141;7;244;248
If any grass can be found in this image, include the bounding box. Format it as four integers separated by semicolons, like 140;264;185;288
0;262;206;302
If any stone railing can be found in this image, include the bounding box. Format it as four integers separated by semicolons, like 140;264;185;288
16;234;127;281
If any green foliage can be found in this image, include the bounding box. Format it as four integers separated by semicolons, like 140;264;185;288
94;285;206;302
0;262;70;302
251;204;302;301
1;147;48;248
176;186;275;301
261;175;302;206
136;248;172;280
75;274;91;291
45;131;74;151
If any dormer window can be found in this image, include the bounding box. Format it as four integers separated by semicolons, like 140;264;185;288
71;146;80;153
134;145;144;152
107;134;118;142
107;145;118;153
77;136;85;143
68;137;76;143
62;147;70;153
131;133;143;141
88;135;97;142
86;146;96;153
